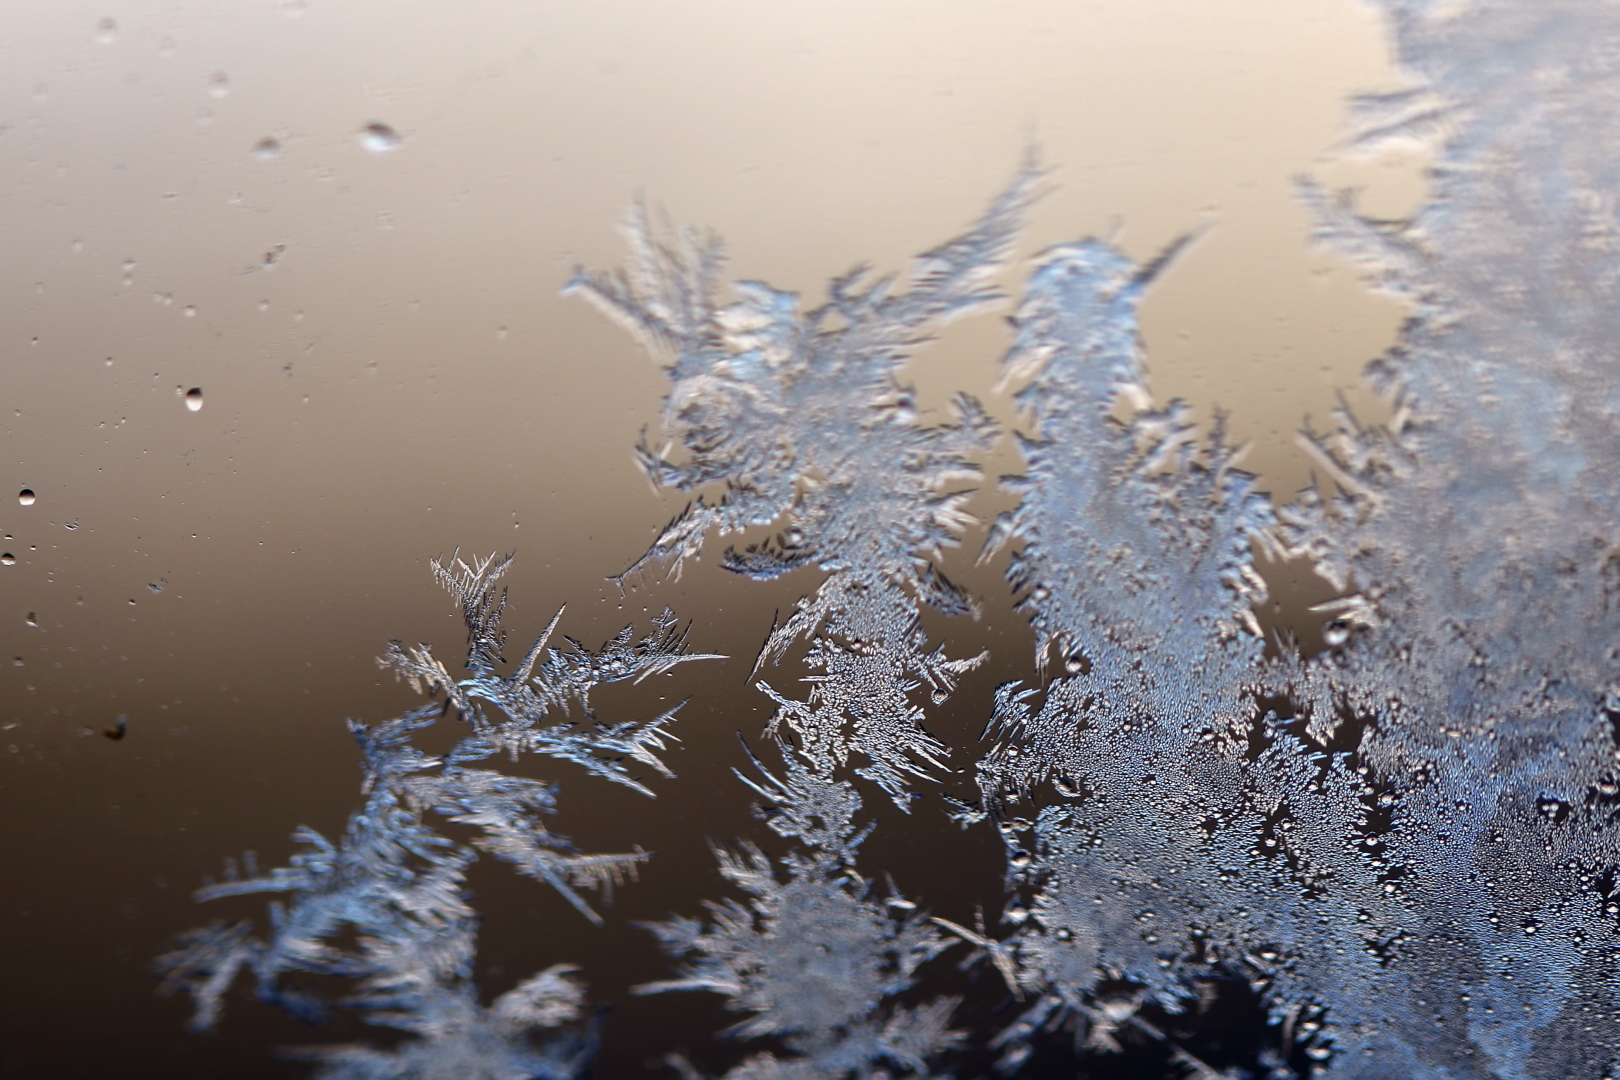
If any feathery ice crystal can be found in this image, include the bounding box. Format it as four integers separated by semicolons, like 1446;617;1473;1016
169;2;1620;1076
159;553;718;1078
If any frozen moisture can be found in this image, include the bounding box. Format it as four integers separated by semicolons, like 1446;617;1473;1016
968;3;1620;1078
164;1;1620;1076
160;554;718;1075
572;161;1043;1080
569;164;1036;808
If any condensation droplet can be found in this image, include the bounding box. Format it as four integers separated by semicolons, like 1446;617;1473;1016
18;489;35;507
24;613;36;627
185;388;204;412
1324;620;1351;647
96;17;118;44
358;122;401;154
252;137;281;162
258;300;269;312
494;326;508;340
183;305;196;318
12;657;22;667
0;554;14;566
206;71;230;98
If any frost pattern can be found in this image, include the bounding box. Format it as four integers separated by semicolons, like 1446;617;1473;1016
158;554;717;1078
566;167;1035;807
164;3;1620;1076
969;4;1620;1079
569;170;1043;1078
968;235;1317;1074
1268;4;1620;1075
639;760;961;1080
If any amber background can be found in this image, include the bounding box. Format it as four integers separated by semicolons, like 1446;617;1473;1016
0;1;1421;1075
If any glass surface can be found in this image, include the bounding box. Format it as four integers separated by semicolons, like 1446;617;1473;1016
0;2;1433;1077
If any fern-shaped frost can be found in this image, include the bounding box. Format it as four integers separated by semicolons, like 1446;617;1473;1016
592;174;1047;1079
159;555;718;1076
569;168;1037;806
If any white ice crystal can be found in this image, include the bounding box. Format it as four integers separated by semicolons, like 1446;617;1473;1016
168;4;1620;1076
159;554;717;1077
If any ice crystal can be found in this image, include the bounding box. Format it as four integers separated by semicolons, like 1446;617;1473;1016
1265;3;1620;1075
641;828;960;1079
158;554;717;1076
632;735;964;1078
567;166;1036;807
969;4;1620;1079
570;170;1051;1079
166;4;1620;1076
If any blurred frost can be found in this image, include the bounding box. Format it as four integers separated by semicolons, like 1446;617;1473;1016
159;553;717;1078
170;2;1620;1077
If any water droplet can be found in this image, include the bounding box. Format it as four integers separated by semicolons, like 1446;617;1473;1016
357;122;401;154
206;71;230;98
12;657;22;667
258;300;269;312
122;258;137;276
96;17;118;44
0;554;14;566
24;613;36;627
494;326;508;340
71;239;83;253
184;388;204;412
252;137;281;162
18;489;35;507
1324;620;1351;647
182;305;196;318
